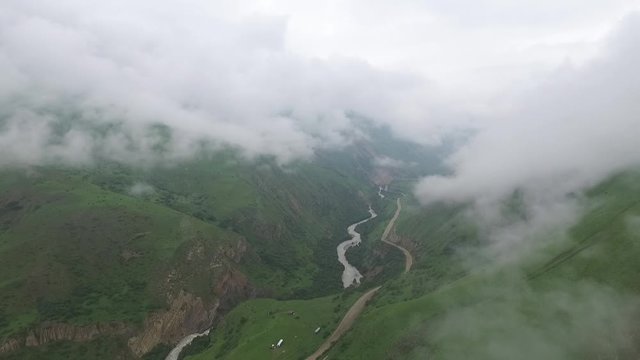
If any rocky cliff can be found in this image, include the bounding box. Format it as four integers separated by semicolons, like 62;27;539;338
127;291;216;357
1;237;256;358
0;321;131;355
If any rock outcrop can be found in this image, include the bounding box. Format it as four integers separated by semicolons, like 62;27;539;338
1;237;255;358
0;322;130;355
25;322;131;346
128;267;254;357
0;338;21;354
127;291;217;357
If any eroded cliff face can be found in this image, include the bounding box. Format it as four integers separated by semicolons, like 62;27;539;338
0;338;21;354
1;237;256;358
25;322;131;346
0;322;130;354
128;238;255;357
128;268;254;357
127;291;216;357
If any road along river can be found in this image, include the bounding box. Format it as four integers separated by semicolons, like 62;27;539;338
168;198;412;360
307;196;412;359
336;206;377;288
381;198;412;273
305;286;382;360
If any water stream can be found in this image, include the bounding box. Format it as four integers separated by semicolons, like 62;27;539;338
166;204;379;357
336;206;377;288
164;329;210;360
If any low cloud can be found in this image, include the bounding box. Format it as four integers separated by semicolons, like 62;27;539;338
425;276;640;360
409;16;640;358
373;156;411;169
128;182;155;197
0;0;457;166
416;14;640;207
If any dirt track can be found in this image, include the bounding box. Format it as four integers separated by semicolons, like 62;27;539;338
305;286;381;360
306;196;414;359
381;198;413;273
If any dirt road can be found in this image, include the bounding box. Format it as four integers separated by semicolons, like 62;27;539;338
306;197;415;359
381;198;413;273
305;286;382;360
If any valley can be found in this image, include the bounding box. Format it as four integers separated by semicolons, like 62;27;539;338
0;123;638;360
0;125;438;359
3;2;639;359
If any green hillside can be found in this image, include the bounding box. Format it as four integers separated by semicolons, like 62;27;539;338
6;120;638;360
0;125;437;358
326;171;640;360
184;291;362;360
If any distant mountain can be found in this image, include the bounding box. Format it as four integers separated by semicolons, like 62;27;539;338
0;123;448;359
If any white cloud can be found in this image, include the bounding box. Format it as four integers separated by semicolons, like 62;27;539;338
0;0;639;172
129;182;155;197
416;13;640;207
0;0;457;166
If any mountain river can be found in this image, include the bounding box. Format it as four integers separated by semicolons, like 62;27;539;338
336;206;377;288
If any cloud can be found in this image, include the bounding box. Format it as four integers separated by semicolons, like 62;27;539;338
0;0;456;166
410;13;640;272
425;276;640;360
128;182;155;197
416;13;640;207
373;156;411;169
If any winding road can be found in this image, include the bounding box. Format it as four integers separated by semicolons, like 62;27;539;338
305;286;381;360
307;196;413;359
381;198;413;273
168;194;413;360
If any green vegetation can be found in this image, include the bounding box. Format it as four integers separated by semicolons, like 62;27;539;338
185;292;361;360
0;169;241;334
0;124;439;358
10;121;638;360
326;171;640;360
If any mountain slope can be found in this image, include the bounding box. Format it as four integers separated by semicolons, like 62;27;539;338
327;171;640;360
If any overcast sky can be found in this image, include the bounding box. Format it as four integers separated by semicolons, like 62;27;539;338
1;0;639;207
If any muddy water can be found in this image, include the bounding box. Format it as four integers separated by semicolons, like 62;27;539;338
336;206;377;288
164;329;210;360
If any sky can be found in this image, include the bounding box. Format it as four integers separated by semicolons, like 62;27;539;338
0;0;639;204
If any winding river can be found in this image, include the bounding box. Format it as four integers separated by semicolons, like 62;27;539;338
336;206;377;288
166;203;382;357
165;329;210;360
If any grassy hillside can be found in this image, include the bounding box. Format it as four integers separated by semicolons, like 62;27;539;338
0;169;240;329
81;152;378;297
0;121;451;358
0;167;250;358
327;171;640;360
183;291;362;360
0;144;418;357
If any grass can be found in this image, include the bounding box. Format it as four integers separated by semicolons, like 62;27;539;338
0;122;452;359
0;148;399;357
0;168;241;340
326;170;640;360
185;292;362;360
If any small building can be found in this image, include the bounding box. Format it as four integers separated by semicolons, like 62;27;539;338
314;327;321;334
277;339;284;347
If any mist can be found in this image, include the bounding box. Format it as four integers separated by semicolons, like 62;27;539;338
0;0;459;167
1;2;640;359
416;13;640;205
